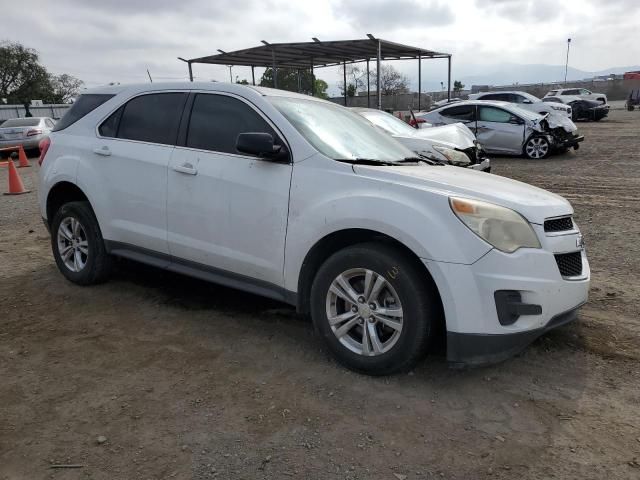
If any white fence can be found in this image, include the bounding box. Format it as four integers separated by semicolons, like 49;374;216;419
0;104;71;121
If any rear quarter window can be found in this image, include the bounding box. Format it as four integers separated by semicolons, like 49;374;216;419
53;94;115;131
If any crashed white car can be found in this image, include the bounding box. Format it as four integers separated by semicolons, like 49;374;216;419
468;91;572;118
352;108;490;172
417;100;584;159
544;88;608;105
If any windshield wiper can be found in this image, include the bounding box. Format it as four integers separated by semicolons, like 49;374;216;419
397;155;441;166
335;158;399;166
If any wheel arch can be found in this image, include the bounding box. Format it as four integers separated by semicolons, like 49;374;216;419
46;181;91;228
296;229;444;323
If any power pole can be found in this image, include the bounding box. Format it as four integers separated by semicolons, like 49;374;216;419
228;65;233;83
564;38;572;85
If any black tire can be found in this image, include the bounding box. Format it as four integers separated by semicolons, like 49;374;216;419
51;201;112;285
523;135;551;159
310;243;438;375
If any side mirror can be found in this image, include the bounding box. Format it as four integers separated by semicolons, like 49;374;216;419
236;132;288;162
509;116;524;125
522;99;533;104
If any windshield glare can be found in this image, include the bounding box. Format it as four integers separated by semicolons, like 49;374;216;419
268;97;415;162
358;111;416;136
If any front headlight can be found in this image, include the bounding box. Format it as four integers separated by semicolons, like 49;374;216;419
449;197;541;253
433;146;470;166
550;105;567;111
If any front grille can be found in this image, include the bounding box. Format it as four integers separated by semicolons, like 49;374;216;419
544;216;573;232
555;251;583;277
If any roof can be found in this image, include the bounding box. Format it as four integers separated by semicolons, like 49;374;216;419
188;38;450;69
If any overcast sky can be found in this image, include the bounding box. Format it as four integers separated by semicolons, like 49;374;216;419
4;0;639;93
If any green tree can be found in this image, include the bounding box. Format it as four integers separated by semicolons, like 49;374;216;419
236;78;249;85
347;84;356;97
0;40;82;104
453;80;465;94
369;65;410;96
259;68;328;98
313;79;329;99
51;73;84;103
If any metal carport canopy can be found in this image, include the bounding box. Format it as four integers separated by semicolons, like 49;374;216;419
182;36;452;110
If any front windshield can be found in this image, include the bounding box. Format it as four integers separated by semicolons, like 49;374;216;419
509;105;544;121
521;92;541;103
358;110;416;136
268;96;416;162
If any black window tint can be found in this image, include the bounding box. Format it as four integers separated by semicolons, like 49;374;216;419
117;93;187;145
53;94;114;131
441;105;475;121
99;106;124;138
187;94;279;154
483;93;509;101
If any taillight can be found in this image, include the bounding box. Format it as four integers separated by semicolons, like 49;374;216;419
26;129;43;137
38;137;51;166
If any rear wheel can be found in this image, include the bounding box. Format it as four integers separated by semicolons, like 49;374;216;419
310;243;437;375
524;136;550;159
51;201;112;285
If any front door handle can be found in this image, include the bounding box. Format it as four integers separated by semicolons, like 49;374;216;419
172;162;198;175
93;146;111;156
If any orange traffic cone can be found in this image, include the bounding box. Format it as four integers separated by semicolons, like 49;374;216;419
3;158;30;195
17;146;30;168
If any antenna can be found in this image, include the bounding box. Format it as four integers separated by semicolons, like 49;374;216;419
147;69;153;83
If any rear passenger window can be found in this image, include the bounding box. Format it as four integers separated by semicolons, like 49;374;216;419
186;94;279;155
53;94;114;131
441;105;475;122
103;93;187;145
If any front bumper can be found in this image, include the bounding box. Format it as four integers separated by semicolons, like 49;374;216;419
447;304;582;366
424;226;589;366
554;134;584;150
468;159;491;172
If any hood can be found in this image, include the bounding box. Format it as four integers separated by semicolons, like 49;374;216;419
413;123;476;149
353;164;572;224
532;112;577;133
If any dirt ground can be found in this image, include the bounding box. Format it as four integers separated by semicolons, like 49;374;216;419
1;109;639;480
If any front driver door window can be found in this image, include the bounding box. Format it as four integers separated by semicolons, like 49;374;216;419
476;106;524;154
167;93;293;286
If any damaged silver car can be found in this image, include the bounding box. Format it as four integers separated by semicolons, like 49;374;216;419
352;107;491;171
417;100;584;159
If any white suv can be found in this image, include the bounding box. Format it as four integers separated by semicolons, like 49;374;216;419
544;88;608;105
38;83;590;374
468;91;572;118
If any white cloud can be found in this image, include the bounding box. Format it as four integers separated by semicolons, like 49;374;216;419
2;0;638;90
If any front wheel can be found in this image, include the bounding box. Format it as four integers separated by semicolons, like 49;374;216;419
524;136;550;159
51;201;112;285
310;243;437;375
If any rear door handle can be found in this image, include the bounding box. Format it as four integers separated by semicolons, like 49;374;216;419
93;146;111;156
172;162;198;175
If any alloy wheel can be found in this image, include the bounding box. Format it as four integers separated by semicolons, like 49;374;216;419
56;216;89;272
525;137;549;159
325;268;403;356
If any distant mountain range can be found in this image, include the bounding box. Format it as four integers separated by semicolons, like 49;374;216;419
406;63;640;93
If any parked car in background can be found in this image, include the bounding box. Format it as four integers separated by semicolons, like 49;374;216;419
468;91;572;118
542;96;609;121
544;88;608;105
353;107;490;172
417;100;583;159
39;82;589;374
0;117;56;154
